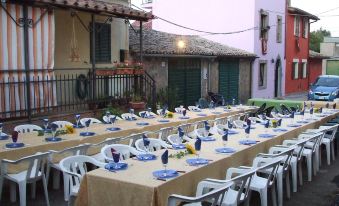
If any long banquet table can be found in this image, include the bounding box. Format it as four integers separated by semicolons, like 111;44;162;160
75;109;339;206
0;106;255;173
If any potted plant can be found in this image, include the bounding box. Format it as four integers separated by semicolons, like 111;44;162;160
129;94;145;110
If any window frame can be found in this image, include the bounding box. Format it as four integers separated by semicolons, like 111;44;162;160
258;60;267;89
276;15;282;43
294;16;301;37
302;18;309;38
260;10;269;40
301;59;308;79
292;59;299;80
90;22;112;64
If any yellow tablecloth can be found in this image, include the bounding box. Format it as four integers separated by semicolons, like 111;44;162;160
75;111;339;206
305;101;337;109
0;106;256;173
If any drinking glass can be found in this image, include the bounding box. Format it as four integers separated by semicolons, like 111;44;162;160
75;114;80;127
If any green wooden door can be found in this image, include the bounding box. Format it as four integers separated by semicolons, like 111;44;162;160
219;60;239;104
327;60;339;75
168;59;201;106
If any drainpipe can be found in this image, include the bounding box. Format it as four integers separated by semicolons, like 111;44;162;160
91;14;96;100
23;4;32;122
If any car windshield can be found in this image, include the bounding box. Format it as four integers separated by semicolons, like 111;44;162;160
314;77;339;87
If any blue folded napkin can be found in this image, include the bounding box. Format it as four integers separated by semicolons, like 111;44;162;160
85;119;91;127
178;127;184;138
310;108;314;115
11;131;18;143
245;125;251;134
277;119;282;126
140;112;146;118
246;119;251;126
51;123;58;132
334;103;337;109
112;152;120;163
182;109;187;117
289;112;295;119
110;116;117;124
143;135;150;147
326;103;329;109
264;120;270;128
161;150;168;165
300;109;305;116
195;138;202;151
228;121;233;129
222;130;228;141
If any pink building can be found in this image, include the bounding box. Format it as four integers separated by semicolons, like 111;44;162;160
142;0;286;98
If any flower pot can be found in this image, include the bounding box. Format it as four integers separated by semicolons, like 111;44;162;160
133;69;145;75
129;101;145;110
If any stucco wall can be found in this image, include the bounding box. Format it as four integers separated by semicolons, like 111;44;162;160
309;58;323;84
141;56;168;91
54;9;129;75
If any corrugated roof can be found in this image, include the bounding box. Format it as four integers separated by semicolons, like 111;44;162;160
309;50;330;59
129;29;257;58
288;7;319;20
6;0;153;21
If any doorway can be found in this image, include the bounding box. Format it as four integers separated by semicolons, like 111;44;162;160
274;58;281;97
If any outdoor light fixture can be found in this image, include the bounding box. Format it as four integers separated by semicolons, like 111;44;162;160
177;40;186;49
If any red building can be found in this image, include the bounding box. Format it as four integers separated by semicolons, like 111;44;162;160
285;7;319;94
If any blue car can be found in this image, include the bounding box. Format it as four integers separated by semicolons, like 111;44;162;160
308;75;339;101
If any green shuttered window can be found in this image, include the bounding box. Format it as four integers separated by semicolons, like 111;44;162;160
90;22;111;63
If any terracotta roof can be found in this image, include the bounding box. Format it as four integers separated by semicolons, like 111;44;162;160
309;50;330;59
129;29;257;58
288;7;319;20
6;0;153;21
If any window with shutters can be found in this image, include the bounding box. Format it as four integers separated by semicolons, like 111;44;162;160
260;10;269;40
294;16;301;37
292;59;299;79
258;61;267;89
302;18;309;38
301;60;308;78
90;22;111;63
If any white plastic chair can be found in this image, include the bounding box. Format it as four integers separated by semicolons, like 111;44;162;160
51;121;73;128
79;118;102;126
88;138;120;162
229;157;283;206
195;127;211;138
233;120;245;129
138;111;157;117
179;123;195;139
135;138;171;152
298;132;324;180
46;144;91;201
101;144;142;161
175;107;185;113
0;152;50;206
188;106;201;112
102;115;122;123
194;169;256;206
257;147;295;206
157;127;174;141
59;155;105;206
281;139;308;192
167;134;191;145
319;124;339;165
157;109;169;115
14;124;43;133
168;181;234;206
121;113;139;120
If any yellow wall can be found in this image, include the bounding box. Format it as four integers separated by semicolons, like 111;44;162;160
54;1;130;74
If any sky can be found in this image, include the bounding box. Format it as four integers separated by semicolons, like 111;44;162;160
131;0;339;37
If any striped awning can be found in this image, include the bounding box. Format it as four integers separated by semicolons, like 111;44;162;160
5;0;154;21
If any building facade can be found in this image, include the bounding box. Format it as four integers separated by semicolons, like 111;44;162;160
129;29;256;106
321;37;339;76
141;0;286;99
285;7;319;94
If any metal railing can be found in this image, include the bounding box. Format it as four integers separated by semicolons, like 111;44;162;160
0;68;156;121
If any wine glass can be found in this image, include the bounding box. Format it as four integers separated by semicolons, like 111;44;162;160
43;119;49;131
147;107;152;117
161;150;169;177
11;131;18;145
195;138;202;164
105;111;111;122
85;119;91;134
222;131;228;147
75;114;80;128
110;116;116;127
112;153;120;170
